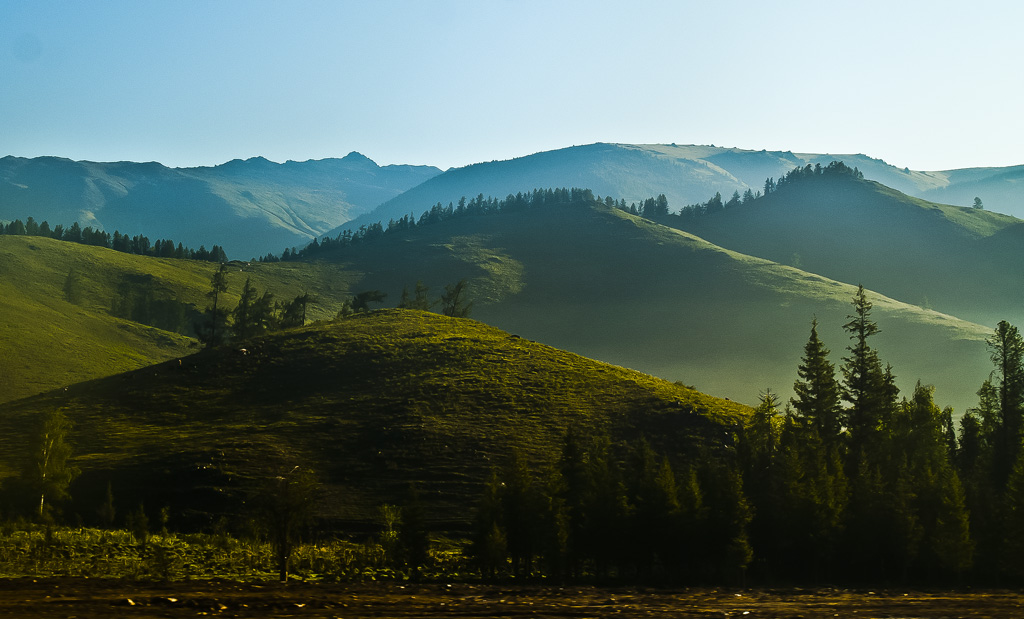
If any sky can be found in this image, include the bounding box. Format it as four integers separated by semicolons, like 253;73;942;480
2;0;1023;171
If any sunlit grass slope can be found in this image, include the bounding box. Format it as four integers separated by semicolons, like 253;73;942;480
312;201;993;413
0;309;748;531
677;175;1024;327
0;235;357;403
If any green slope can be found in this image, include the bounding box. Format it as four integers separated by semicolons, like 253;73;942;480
307;200;994;414
0;235;358;403
675;174;1024;327
0;310;748;531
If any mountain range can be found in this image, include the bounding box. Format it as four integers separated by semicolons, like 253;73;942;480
3;143;1023;262
0;152;440;259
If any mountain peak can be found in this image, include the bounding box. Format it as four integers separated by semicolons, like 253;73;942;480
340;151;379;168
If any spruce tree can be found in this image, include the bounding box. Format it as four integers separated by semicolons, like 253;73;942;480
987;320;1024;488
792;319;843;446
896;384;973;577
698;457;753;582
841;285;896;459
197;263;229;346
745;391;782;573
628;439;681;575
231;277;259;340
1002;449;1024;580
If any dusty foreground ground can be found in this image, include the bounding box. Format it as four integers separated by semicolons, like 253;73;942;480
1;579;1023;618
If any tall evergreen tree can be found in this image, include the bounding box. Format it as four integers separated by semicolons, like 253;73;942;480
628;439;681;575
895;383;973;577
698;457;753;582
742;391;786;576
197;263;229;346
777;417;847;579
792;319;843;447
231;277;259;340
841;285;896;459
987;321;1024;488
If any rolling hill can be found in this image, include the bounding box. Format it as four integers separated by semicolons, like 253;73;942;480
334;143;1023;234
305;198;994;414
672;171;1024;328
0;153;440;259
916;164;1024;219
0;310;749;531
0;235;358;404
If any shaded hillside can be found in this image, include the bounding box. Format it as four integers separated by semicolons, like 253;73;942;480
334;143;997;234
0;153;440;259
306;199;993;413
0;310;749;531
674;172;1024;328
916;164;1024;218
0;235;358;403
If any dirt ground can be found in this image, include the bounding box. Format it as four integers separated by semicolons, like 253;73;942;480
1;579;1023;618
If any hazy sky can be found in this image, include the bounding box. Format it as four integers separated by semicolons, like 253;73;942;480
2;0;1022;171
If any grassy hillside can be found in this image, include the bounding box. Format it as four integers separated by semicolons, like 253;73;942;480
0;153;440;259
675;174;1024;328
0;235;358;403
0;310;748;531
306;200;993;414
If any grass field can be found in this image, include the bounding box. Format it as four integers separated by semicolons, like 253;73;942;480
0;235;357;403
0;309;747;531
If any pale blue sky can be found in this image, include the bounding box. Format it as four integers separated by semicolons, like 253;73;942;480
2;0;1022;171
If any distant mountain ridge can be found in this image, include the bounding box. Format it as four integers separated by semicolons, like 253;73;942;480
4;142;1021;261
334;143;1024;236
0;153;441;259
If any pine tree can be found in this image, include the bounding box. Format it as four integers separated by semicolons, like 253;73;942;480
987;321;1024;488
1002;448;1024;580
742;391;786;576
197;263;229;347
231;277;259;340
778;417;847;579
841;285;896;459
792;319;843;446
628;439;681;575
698;457;753;582
896;383;973;577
